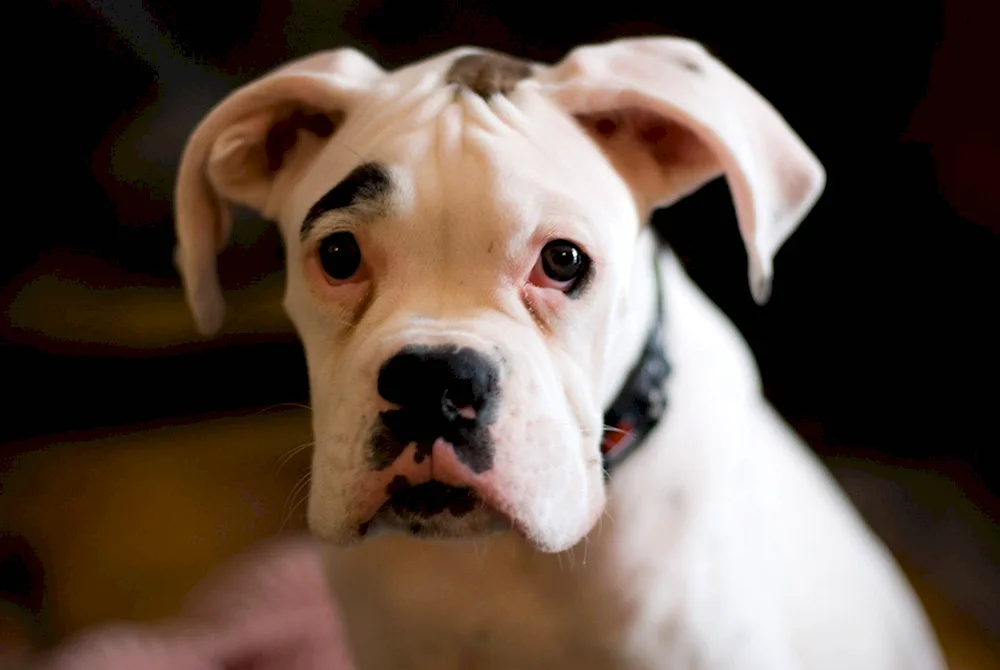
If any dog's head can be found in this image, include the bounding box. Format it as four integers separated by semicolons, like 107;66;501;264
174;38;824;552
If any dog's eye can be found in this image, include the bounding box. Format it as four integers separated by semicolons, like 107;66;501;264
530;240;590;293
541;240;587;282
318;231;362;281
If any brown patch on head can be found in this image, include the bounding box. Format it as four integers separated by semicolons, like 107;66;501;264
445;52;533;98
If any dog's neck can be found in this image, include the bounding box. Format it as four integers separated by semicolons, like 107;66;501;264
598;228;667;472
600;228;660;404
601;249;669;473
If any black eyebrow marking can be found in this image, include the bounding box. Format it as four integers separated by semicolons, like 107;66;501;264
300;162;392;240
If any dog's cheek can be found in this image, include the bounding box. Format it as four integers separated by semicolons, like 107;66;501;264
521;285;592;337
306;345;378;466
297;255;374;327
281;262;349;353
487;350;603;548
308;415;380;541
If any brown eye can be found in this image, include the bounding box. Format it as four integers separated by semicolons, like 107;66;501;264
540;240;587;283
529;239;591;296
319;231;362;281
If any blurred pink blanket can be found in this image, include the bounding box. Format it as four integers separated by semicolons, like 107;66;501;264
40;537;355;670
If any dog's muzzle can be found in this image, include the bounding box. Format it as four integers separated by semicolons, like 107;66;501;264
362;345;510;537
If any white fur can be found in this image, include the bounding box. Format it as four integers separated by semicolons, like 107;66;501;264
173;38;947;669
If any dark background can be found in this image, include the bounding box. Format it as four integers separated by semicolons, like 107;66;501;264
2;0;998;663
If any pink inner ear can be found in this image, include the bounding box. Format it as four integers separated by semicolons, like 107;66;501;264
578;108;714;168
629;109;715;169
264;107;344;171
594;118;619;138
576;108;721;211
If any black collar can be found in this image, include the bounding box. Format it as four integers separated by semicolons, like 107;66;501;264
600;258;671;476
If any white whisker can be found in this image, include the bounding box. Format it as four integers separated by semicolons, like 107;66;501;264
280;472;313;532
274;440;315;473
252;402;313;417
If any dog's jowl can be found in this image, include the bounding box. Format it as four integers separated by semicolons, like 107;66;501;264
174;38;948;669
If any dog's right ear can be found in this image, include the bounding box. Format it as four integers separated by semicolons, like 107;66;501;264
174;49;384;335
536;38;825;304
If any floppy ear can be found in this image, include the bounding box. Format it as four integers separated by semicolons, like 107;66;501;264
174;49;384;335
536;37;825;303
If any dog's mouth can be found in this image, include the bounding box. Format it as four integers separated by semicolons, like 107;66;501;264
387;479;478;517
361;479;510;539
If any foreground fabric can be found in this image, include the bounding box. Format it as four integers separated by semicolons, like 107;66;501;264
41;537;354;670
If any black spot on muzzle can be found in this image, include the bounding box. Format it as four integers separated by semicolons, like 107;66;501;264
383;476;479;519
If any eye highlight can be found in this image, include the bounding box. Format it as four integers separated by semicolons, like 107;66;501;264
318;231;363;282
529;239;591;295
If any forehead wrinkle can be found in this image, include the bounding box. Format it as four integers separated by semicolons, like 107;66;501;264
423;95;610;277
453;102;613;255
433;103;476;288
455;88;518;134
399;100;519;305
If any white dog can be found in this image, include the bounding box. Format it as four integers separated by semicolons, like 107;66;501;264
173;38;947;669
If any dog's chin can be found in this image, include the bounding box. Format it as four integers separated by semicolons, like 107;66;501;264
311;480;600;552
360;481;511;540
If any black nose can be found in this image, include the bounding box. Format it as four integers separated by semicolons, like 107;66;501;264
378;345;499;423
373;345;500;474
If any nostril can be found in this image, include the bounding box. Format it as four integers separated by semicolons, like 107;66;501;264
441;392;478;422
377;351;425;405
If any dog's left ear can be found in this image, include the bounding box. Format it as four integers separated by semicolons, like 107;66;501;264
174;49;384;335
536;37;825;302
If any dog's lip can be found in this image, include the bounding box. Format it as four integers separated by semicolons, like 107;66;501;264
384;480;480;518
359;478;515;533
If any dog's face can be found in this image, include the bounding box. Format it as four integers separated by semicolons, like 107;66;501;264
174;41;825;552
285;83;643;551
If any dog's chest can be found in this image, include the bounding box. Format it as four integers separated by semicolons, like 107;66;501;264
326;531;649;670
